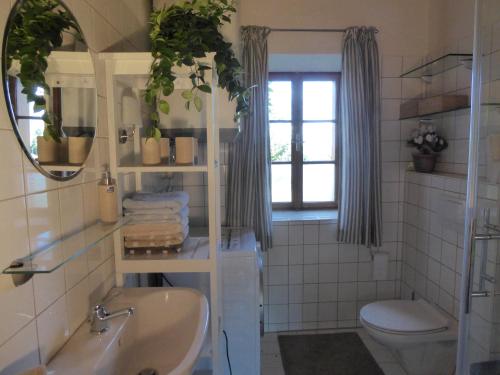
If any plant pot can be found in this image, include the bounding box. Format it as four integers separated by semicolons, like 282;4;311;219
141;137;161;165
175;137;198;165
412;152;437;173
37;136;59;164
68;136;92;165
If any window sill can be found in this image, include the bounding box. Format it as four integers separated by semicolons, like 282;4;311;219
272;209;338;223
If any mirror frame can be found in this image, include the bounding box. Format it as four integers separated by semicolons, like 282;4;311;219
1;0;97;182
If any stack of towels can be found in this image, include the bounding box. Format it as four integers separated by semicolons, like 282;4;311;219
122;191;189;251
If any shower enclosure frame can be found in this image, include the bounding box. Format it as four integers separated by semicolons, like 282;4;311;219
457;0;500;373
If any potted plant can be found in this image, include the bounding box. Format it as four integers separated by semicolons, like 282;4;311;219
6;0;82;162
143;0;250;144
407;123;448;173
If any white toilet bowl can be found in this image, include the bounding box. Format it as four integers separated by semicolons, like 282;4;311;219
360;299;457;375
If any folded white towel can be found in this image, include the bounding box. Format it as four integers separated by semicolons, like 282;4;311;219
122;220;188;237
124;206;189;221
126;214;188;224
123;191;189;211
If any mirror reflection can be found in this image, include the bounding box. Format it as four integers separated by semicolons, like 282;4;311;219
3;0;96;180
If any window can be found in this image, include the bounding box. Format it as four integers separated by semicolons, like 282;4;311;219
269;73;340;209
8;77;60;157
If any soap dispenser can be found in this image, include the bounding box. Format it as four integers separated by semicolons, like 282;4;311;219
98;170;118;223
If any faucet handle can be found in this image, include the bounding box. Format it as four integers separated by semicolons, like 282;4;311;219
90;304;108;321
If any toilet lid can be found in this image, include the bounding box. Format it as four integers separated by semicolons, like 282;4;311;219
360;299;449;334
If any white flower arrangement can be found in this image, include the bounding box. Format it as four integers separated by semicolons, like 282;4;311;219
407;123;447;154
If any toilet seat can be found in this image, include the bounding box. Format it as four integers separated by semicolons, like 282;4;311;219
360;299;450;335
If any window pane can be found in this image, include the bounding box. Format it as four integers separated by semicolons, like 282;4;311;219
17;119;45;158
15;81;44;118
303;122;335;161
270;122;291;162
272;164;291;203
303;164;335;202
269;81;291;121
303;81;335;121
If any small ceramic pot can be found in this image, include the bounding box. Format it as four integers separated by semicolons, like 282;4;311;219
68;136;92;165
412;152;437;173
37;136;59;163
175;137;198;165
159;138;171;162
141;137;161;165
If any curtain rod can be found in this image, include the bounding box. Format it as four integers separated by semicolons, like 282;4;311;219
270;28;379;33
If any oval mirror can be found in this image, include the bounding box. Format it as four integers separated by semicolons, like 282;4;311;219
2;0;96;181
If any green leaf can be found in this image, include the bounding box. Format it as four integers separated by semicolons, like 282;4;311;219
198;84;211;93
151;112;159;122
153;127;162;141
194;96;202;112
33;103;45;113
181;90;193;100
159;99;170;114
162;81;175;96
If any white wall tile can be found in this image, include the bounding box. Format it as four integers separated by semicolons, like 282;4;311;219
303;284;318;303
288;245;303;265
339;244;358;263
318;263;338;283
0;130;25;201
318;302;337;322
268;266;288;285
303;244;318;264
302;303;318;322
272;224;289;246
288;224;303;245
269;285;288;305
318;244;338;263
339;263;358;282
288;265;303;285
0;322;39;374
268;305;288;324
338;283;357;301
268;246;288;266
303;265;318;284
303;224;319;244
338;301;357;321
318;223;336;244
318;283;338;302
37;296;70;363
26;191;62;251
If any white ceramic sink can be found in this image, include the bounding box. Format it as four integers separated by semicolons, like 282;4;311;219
48;287;209;375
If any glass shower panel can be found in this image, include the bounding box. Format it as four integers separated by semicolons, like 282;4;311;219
458;1;500;374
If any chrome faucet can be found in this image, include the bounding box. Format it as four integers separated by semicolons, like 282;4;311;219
89;304;134;334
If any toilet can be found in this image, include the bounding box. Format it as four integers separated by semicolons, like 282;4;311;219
360;299;457;375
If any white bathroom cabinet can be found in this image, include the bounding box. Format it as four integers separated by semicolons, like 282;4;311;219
100;52;223;374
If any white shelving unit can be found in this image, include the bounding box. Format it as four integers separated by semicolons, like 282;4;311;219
100;52;222;374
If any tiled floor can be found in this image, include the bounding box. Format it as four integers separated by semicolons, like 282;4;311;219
261;328;407;375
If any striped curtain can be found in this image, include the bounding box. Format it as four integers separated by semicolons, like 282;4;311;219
226;26;273;251
337;26;382;247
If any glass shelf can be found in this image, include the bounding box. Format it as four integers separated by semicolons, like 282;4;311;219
117;163;208;173
400;103;500;120
401;53;472;78
3;218;130;275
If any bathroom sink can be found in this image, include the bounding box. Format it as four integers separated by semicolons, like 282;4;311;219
48;287;209;375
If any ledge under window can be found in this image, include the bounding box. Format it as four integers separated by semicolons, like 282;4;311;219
272;209;338;222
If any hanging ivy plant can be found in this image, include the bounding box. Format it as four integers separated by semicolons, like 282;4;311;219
144;0;249;140
6;0;83;142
